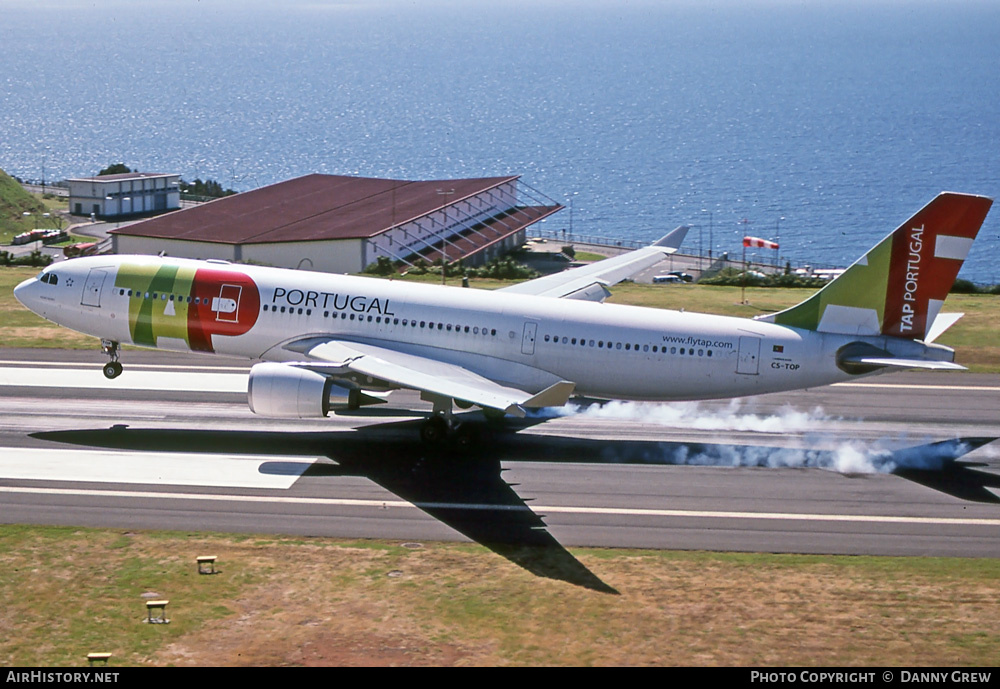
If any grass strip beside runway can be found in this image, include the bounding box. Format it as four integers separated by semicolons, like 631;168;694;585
1;524;998;666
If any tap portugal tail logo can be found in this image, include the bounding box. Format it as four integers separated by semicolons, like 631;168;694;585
114;263;260;352
764;193;992;340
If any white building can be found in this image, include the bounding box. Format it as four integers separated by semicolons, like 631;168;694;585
68;172;181;218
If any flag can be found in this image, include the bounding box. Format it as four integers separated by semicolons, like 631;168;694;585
743;236;779;249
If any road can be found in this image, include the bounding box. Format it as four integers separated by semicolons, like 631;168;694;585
1;348;998;588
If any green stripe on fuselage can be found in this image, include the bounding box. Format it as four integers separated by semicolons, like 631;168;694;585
115;264;196;347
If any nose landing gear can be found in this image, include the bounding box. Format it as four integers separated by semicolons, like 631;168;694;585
101;340;123;379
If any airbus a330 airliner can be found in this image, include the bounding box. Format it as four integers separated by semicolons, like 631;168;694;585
13;192;993;443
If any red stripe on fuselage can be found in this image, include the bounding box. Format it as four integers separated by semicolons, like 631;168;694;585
187;268;260;352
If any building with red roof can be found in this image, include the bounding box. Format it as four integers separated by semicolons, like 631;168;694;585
111;173;562;273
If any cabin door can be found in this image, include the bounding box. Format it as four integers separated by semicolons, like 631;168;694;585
736;336;761;375
81;268;110;308
521;322;538;355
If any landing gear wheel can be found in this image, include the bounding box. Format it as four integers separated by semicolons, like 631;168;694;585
452;423;480;450
100;339;122;379
420;416;449;444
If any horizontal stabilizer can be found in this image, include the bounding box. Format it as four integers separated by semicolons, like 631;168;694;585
841;356;966;371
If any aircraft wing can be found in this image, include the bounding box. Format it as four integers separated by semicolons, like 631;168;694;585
498;226;689;301
296;339;575;417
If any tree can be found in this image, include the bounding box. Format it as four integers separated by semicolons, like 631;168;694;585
98;163;132;176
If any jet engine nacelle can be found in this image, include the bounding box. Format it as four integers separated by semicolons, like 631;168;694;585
247;362;369;418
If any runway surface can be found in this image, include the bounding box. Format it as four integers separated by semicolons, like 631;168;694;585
1;347;999;588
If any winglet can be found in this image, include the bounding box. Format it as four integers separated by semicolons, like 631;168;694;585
652;225;690;251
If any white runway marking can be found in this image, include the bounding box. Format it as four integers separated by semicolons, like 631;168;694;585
1;484;998;527
833;382;1000;392
4;364;999;395
0;360;250;372
0;447;309;489
0;367;248;393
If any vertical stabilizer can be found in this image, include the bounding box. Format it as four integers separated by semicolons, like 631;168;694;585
759;193;993;340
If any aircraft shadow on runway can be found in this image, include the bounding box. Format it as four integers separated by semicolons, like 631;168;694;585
32;421;1000;593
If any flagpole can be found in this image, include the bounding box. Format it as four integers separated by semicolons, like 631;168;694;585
741;243;747;304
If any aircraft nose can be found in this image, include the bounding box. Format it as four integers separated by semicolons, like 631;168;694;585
13;276;40;310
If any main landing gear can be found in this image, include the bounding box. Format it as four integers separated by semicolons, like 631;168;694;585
419;394;482;449
101;339;123;379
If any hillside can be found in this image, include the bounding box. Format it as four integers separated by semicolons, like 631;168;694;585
0;168;45;236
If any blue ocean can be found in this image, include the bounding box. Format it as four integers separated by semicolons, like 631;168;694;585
2;0;998;280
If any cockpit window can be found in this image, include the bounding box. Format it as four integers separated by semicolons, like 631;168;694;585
38;272;59;285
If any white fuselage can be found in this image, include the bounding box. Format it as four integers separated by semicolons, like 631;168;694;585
15;255;916;402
